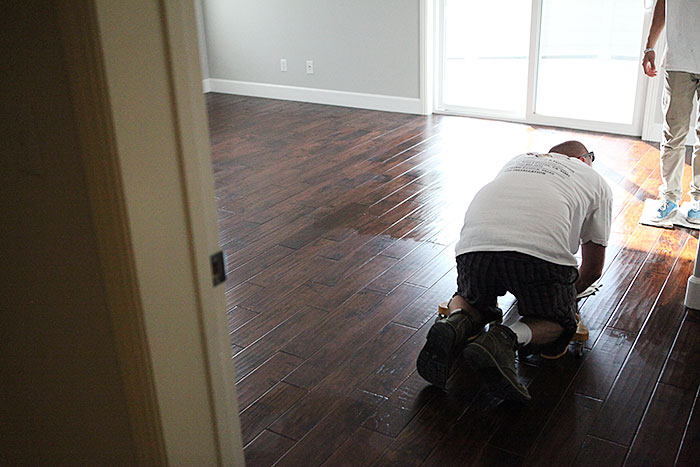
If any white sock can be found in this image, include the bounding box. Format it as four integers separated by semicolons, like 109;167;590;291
509;322;532;346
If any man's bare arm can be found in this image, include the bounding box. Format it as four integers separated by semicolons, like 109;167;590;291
643;0;666;77
575;241;606;294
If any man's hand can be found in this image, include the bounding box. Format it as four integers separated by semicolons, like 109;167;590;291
643;50;657;77
642;0;665;78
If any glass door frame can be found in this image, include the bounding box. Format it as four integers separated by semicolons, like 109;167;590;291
433;0;654;137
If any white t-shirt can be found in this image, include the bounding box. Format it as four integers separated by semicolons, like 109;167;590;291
455;152;613;267
663;0;700;74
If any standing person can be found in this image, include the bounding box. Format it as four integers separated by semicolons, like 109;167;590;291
417;141;612;402
642;0;700;222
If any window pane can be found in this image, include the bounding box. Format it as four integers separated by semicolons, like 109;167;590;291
535;0;645;123
442;0;531;114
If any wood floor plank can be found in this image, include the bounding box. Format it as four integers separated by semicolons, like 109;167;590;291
405;242;455;289
625;382;695;466
218;219;263;247
487;354;585;456
523;393;603;465
606;269;675;334
223;211;326;268
218;183;306;223
378;220;427;259
676;390;700;466
421;392;511;467
314;233;397;288
243;430;295;467
577;223;664;346
372;367;483;466
391;271;456;329
273;389;386;467
224;244;296;289
606;143;657;223
609;161;661;235
659;309;700;390
589;238;696;446
376;198;424;231
231;283;329;347
268;323;414;441
283;284;424;390
365;181;429;220
366;241;445;295
636;228;688;276
280;290;384;359
571;327;635;400
476;446;524;466
266;387;342;442
359;320;431;397
246;238;336;289
320;427;392;467
307;254;400;310
318;322;416;395
239;381;307;446
323;212;390;243
232;305;328;381
224;281;266;310
221;201;313;249
361;371;438;438
279;203;368;250
236;351;305;411
227;306;259;334
572;436;627;467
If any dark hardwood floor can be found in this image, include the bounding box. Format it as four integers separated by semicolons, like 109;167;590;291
206;93;700;467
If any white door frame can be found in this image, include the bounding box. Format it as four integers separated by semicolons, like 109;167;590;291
423;0;655;137
60;0;244;464
420;0;436;115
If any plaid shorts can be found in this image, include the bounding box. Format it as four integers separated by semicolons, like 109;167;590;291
456;251;579;333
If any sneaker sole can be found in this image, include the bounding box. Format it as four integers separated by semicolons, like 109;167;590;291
687;217;700;224
417;322;457;389
463;343;531;402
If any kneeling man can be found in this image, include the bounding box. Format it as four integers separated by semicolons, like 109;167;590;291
417;141;612;402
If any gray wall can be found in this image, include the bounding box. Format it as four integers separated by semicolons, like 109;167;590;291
200;0;421;98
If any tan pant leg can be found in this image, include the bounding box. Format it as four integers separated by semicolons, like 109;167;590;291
660;71;696;202
689;73;700;201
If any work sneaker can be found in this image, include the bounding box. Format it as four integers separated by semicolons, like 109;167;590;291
463;324;531;402
417;309;496;389
654;199;678;221
688;200;700;224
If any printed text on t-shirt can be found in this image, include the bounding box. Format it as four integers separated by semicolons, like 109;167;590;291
503;157;573;179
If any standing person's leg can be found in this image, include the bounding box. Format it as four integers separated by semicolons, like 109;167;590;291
686;73;700;222
417;253;503;389
657;71;696;219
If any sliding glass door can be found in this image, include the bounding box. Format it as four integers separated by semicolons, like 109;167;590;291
437;0;652;135
441;0;532;116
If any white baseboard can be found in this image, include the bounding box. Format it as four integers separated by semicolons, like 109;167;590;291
202;78;423;115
